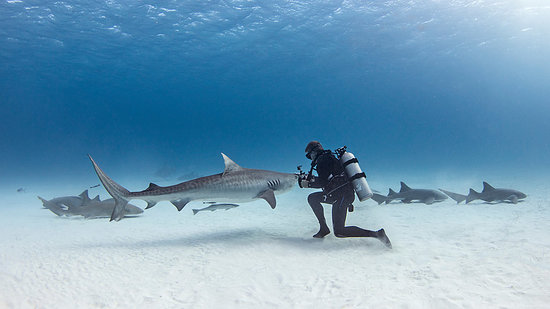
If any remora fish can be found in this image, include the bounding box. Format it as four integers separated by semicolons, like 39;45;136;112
88;153;298;221
38;190;144;218
466;182;526;204
192;203;239;215
385;182;448;205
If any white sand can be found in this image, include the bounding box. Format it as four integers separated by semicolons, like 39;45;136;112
1;178;549;308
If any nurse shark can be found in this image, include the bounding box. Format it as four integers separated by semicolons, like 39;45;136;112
373;182;448;205
38;190;143;218
440;182;526;204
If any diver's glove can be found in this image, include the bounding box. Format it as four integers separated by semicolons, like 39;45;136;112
299;179;310;188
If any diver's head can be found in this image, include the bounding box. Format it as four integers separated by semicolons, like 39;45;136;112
305;141;323;161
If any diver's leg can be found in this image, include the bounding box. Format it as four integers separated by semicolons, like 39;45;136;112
331;197;348;237
308;192;330;238
332;196;392;248
332;196;377;237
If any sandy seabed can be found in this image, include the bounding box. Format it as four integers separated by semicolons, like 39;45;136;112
1;177;549;309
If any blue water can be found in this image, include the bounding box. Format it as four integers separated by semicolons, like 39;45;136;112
1;1;549;187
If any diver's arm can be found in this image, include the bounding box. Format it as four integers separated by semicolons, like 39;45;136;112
305;175;325;188
299;172;324;188
304;155;332;188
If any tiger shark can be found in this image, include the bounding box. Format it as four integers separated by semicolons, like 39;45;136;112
38;190;144;218
88;153;298;221
440;182;526;204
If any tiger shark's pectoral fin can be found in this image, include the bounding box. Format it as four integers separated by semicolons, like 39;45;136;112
258;189;276;209
508;195;519;204
171;199;191;211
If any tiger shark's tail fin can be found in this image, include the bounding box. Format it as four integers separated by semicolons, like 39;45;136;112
88;155;130;222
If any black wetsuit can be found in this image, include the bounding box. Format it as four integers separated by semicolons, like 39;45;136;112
307;150;378;238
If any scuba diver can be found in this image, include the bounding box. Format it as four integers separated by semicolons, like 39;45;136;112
298;141;392;248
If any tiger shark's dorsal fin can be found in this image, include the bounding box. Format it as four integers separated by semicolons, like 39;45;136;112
79;190;90;203
93;195;101;202
222;153;244;176
482;181;495;192
400;182;412;193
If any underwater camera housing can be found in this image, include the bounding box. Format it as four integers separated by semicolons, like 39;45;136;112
296;165;313;184
296;165;307;180
335;146;373;202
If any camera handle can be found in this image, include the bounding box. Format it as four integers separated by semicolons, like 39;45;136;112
297;164;314;181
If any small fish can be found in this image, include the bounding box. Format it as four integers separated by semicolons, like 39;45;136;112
192;203;239;215
17;187;26;193
89;184;100;188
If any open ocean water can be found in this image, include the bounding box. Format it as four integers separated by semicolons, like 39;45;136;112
1;0;549;193
2;2;550;308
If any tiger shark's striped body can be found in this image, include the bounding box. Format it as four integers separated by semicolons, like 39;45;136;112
88;153;298;221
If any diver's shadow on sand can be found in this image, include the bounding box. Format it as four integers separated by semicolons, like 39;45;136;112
124;228;381;251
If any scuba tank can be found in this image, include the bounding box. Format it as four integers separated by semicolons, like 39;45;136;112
335;146;373;202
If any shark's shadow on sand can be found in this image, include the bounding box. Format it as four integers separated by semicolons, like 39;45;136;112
49;215;143;220
77;228;385;251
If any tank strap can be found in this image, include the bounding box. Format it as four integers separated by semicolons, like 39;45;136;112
342;157;358;168
348;172;366;181
323;182;350;198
